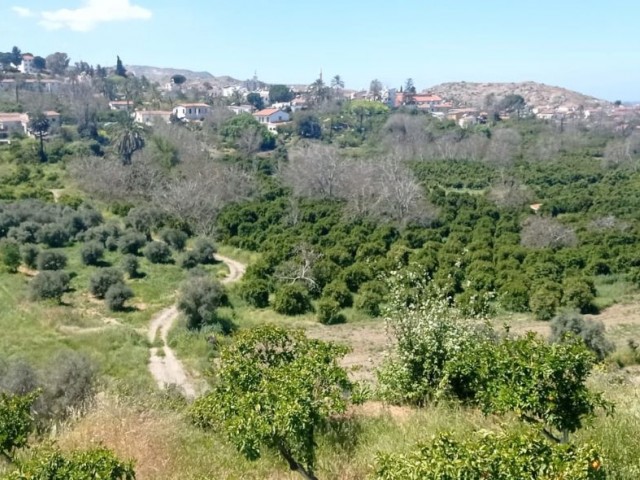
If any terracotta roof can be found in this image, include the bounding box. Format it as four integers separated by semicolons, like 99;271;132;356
43;111;60;117
254;108;282;116
413;94;442;103
22;54;34;60
110;100;132;105
0;113;26;122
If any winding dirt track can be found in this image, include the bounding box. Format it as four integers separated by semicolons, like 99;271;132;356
147;254;245;398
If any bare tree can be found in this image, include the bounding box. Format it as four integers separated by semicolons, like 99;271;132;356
487;177;534;209
281;143;349;199
520;216;578;249
275;243;322;291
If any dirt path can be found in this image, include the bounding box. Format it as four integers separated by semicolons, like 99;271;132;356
147;254;245;398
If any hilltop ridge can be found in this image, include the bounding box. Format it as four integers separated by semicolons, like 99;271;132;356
427;81;610;110
126;65;242;87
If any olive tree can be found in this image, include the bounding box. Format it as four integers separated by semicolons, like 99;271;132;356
190;326;352;480
177;276;227;330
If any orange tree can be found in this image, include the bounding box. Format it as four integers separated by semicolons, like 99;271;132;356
190;326;352;480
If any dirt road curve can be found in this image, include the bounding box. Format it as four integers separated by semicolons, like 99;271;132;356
147;254;245;398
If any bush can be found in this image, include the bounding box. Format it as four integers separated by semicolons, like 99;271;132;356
341;263;373;292
179;250;199;269
121;254;140;278
550;311;615;361
1;240;21;273
192;237;217;264
238;278;270;308
373;430;605;480
29;271;70;302
322;280;353;308
317;298;346;325
105;283;134;311
529;281;562;320
355;281;384;317
160;228;188;251
117;232;147;255
177;276;228;330
89;268;123;299
38;350;95;423
37;223;70;248
562;277;596;313
273;283;313;316
143;241;173;264
19;244;39;269
80;241;104;266
36;251;67;271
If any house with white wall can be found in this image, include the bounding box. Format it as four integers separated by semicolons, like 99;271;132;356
17;54;35;74
172;103;211;121
253;108;290;125
134;110;172;125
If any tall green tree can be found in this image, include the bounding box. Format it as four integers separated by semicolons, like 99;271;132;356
110;115;145;165
10;47;22;67
28;112;50;162
115;55;127;77
246;92;265;110
190;326;352;480
269;84;294;103
45;52;70;75
32;56;46;71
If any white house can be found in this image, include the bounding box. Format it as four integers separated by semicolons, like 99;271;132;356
172;103;211;121
0;113;27;142
228;105;255;115
134;110;172;125
253;108;290;125
18;54;35;74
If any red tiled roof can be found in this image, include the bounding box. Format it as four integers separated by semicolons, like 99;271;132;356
0;113;26;122
254;108;281;116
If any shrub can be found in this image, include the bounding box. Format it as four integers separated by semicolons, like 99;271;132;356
529;281;562;320
497;275;530;312
179;250;199;269
36;251;67;271
19;244;39;269
238;278;270;308
0;240;21;273
105;236;119;251
317;298;346;325
105;283;134;311
80;241;104;266
341;263;373;292
89;268;123;299
177;276;228;330
37;223;70;248
562;277;596;313
550;311;615;361
322;280;353;308
0;391;38;461
273;283;313;316
355;281;384;317
192;237;217;264
8;222;40;244
117;232;147;255
160;228;188;251
7;447;135;479
29;271;70;302
37;350;95;423
121;254;140;279
373;430;606;480
143;241;173;264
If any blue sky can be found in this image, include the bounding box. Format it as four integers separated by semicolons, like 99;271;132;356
2;0;639;100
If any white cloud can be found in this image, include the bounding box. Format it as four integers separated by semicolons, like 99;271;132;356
37;0;152;32
11;6;33;17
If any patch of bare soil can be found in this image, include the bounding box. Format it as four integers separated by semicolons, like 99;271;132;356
307;322;388;383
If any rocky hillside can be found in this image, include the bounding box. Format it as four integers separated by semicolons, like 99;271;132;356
427;81;609;110
126;65;242;87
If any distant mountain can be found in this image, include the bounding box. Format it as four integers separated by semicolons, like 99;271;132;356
126;65;242;87
426;81;610;110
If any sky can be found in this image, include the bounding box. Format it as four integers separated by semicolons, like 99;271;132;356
1;0;639;100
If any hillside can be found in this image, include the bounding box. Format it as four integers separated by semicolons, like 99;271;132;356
126;65;242;87
427;81;610;110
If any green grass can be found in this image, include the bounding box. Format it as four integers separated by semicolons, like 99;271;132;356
593;275;638;310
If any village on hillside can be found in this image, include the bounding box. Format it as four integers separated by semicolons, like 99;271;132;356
2;48;639;143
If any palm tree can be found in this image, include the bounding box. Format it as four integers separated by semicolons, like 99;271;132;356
331;75;344;90
28;112;50;162
111;115;146;165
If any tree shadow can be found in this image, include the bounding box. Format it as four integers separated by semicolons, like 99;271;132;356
320;417;364;456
